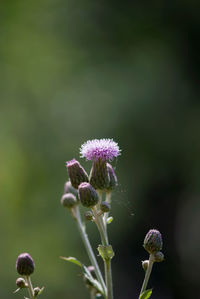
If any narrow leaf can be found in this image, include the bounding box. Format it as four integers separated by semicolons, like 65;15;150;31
13;288;20;294
139;289;152;299
60;256;82;267
38;286;45;295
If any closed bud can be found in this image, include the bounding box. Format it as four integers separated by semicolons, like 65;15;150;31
142;260;149;271
78;183;99;207
61;193;77;209
64;180;78;196
144;229;163;254
100;201;111;213
87;266;96;278
84;211;94;221
89;159;109;190
66;159;89;189
106;163;118;191
16;277;27;288
16;253;35;276
34;287;41;296
153;251;164;262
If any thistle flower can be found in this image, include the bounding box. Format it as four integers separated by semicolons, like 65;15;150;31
143;229;163;254
89;158;110;190
16;253;35;276
78;182;99;207
80;138;120;161
106;163;118;191
80;139;120;190
64;180;78;196
16;277;27;288
100;201;111;213
153;251;164;262
61;193;78;209
66;159;89;189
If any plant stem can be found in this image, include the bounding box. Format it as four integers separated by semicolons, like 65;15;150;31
25;276;35;298
92;206;113;299
90;288;97;299
139;254;154;295
105;259;113;299
73;206;106;297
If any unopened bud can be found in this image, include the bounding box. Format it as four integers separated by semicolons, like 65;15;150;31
84;211;94;221
87;266;96;278
106;163;118;191
34;287;41;296
16;253;35;276
90;159;109;190
61;193;77;208
78;183;99;207
100;201;110;213
153;251;164;262
66;159;89;189
144;229;163;254
142;260;149;271
64;180;78;196
16;277;27;288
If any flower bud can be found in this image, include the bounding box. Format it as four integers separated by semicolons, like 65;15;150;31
34;287;41;296
106;163;118;191
16;253;35;276
143;229;163;254
64;180;78;196
141;260;149;271
153;251;164;262
87;266;96;278
84;211;94;221
66;159;89;189
78;183;99;207
61;193;77;208
100;201;110;213
89;159;109;190
16;277;27;288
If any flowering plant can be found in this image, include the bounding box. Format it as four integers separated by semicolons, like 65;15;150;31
14;138;164;299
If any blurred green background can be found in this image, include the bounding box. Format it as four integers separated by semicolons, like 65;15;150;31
0;1;200;298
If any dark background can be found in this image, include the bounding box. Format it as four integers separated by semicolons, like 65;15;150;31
0;1;200;298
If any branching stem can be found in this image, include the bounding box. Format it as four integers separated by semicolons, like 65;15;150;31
25;276;35;299
139;254;154;296
73;206;106;297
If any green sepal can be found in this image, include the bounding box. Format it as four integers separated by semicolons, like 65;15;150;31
60;256;104;295
97;245;114;261
107;217;113;224
139;289;152;299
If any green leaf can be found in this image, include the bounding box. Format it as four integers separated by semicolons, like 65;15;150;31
13;288;21;294
38;286;45;295
107;217;113;224
60;256;104;295
139;289;152;299
97;245;114;261
60;256;82;267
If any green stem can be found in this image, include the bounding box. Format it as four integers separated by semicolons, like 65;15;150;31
90;288;97;299
92;206;113;299
139;254;154;296
25;276;35;299
73;206;106;297
105;259;113;299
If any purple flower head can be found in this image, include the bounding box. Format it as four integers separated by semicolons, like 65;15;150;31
80;138;121;161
